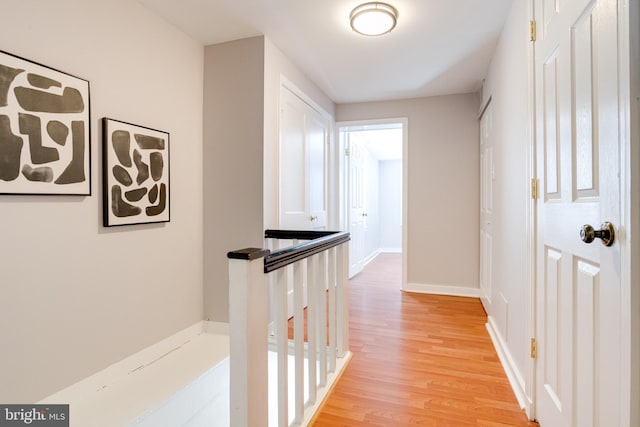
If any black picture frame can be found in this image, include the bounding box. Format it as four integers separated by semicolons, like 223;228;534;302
102;118;170;226
0;50;91;195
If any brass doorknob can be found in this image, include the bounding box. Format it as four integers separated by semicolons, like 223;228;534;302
580;222;615;246
309;215;318;221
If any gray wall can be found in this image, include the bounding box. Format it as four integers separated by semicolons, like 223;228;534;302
203;37;265;323
337;94;480;290
203;36;335;323
0;0;204;402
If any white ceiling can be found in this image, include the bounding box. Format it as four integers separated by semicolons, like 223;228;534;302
138;0;514;104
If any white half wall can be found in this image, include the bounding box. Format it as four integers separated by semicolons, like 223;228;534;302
336;94;480;291
0;0;204;402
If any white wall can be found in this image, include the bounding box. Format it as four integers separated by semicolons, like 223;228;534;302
0;0;204;402
480;0;532;406
336;94;480;293
379;160;402;250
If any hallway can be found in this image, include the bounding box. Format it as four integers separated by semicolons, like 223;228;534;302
312;253;537;426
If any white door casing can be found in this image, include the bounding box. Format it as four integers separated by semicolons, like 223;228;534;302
279;86;328;231
479;99;494;309
534;0;626;425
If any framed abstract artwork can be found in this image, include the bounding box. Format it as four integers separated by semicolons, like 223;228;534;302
102;118;170;226
0;50;91;195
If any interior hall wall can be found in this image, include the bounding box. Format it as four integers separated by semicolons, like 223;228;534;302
0;0;204;402
337;93;480;292
203;37;265;323
481;0;532;403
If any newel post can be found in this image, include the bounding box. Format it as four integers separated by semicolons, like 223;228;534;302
228;248;270;427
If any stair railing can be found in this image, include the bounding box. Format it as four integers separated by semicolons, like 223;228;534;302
227;230;350;427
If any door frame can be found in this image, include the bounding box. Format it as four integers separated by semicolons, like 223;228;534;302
526;0;537;419
336;118;408;287
620;1;639;424
278;76;334;230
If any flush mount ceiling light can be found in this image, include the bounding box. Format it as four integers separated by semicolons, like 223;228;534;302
350;2;398;36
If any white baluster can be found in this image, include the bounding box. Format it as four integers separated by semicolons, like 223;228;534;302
317;251;327;387
274;267;289;427
306;255;318;404
327;247;337;373
293;260;304;424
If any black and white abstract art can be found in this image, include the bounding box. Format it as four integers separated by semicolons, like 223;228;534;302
103;118;170;226
0;50;91;195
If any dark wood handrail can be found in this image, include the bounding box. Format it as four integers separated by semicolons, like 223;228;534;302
226;230;350;274
263;230;350;273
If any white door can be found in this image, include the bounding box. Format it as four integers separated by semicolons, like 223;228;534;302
347;134;367;277
534;0;623;425
479;101;494;309
306;109;329;230
279;87;328;230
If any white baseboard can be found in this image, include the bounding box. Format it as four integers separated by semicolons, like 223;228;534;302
363;250;381;266
303;352;352;426
378;247;401;253
404;282;481;298
485;316;531;415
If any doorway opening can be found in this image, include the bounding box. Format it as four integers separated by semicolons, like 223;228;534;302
337;119;407;287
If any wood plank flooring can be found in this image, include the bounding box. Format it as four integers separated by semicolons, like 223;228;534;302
311;253;538;426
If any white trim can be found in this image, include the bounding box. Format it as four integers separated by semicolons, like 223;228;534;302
363;249;380;266
280;76;332;122
378;247;402;253
278;76;336;230
404;283;481;298
618;0;636;425
525;0;537;420
486;317;531;413
303;352;352;426
626;0;640;424
336;117;408;289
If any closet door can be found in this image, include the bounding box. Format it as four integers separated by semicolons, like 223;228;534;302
279;87;328;230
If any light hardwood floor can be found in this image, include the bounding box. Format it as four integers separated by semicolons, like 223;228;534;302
311;253;538;426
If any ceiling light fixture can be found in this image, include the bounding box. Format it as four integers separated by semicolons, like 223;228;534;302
350;2;398;36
